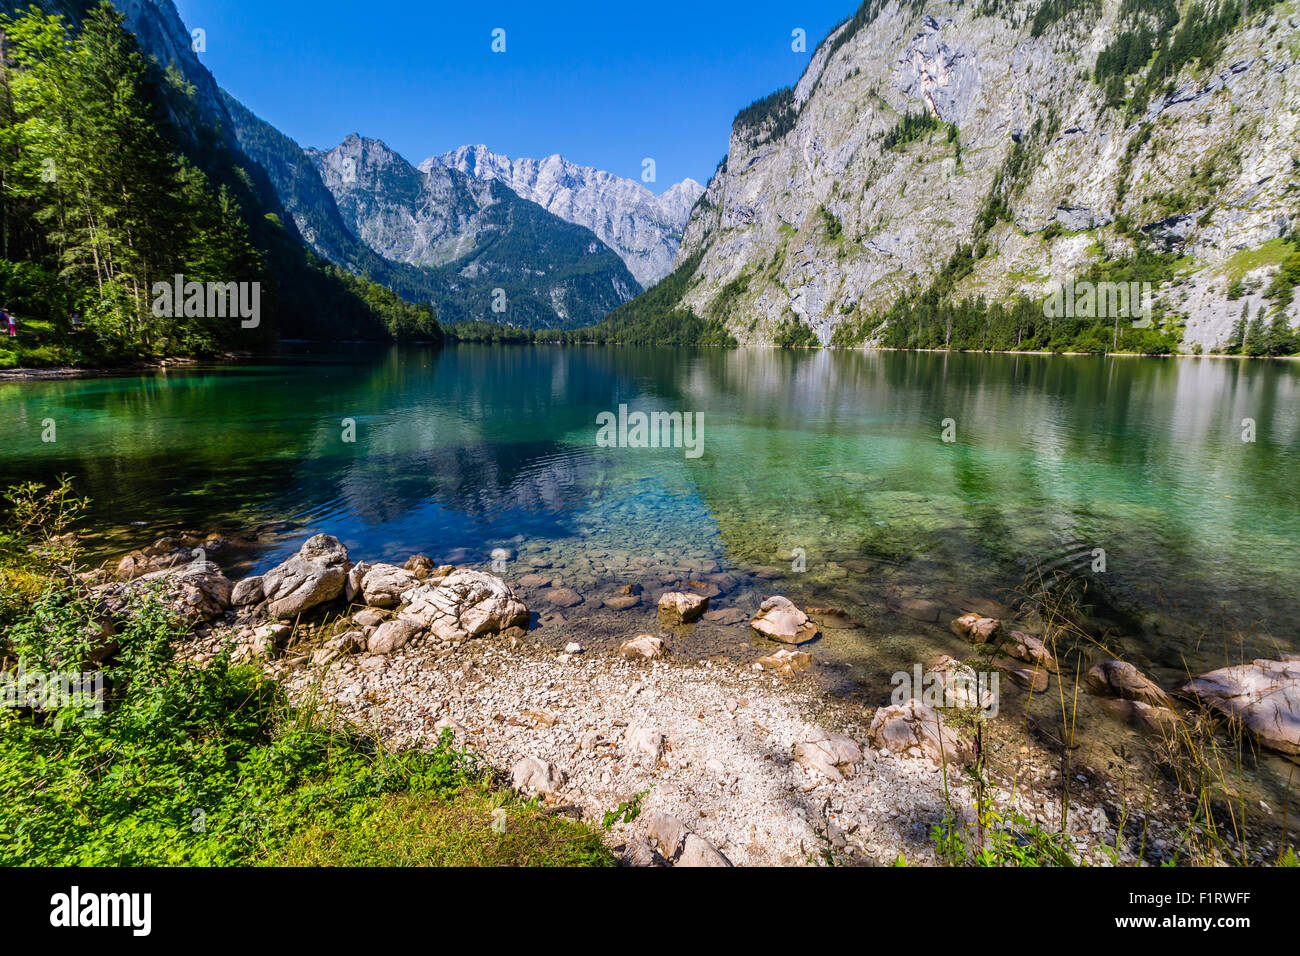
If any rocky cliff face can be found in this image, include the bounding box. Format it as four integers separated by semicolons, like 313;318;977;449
674;0;1300;349
433;145;703;287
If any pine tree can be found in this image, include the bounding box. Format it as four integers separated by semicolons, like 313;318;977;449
1226;305;1247;354
1243;313;1267;357
1266;311;1294;356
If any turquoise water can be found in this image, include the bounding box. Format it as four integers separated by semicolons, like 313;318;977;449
3;345;1298;682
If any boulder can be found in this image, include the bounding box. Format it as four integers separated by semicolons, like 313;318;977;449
1101;698;1181;736
1004;629;1057;673
657;590;709;624
756;648;813;676
750;596;818;644
547;587;584;608
261;534;351;620
399;570;529;642
124;559;232;623
620;634;667;661
1085;660;1171;708
344;560;371;602
351;607;391;628
250;622;291;655
403;554;434;579
627;726;665;762
368;618;420;655
678;834;732;867
793;729;863;781
889;596;943;622
1176;658;1300;757
949;613;1001;643
230;574;264;607
642;811;732;867
869;699;973;764
511;756;565;795
360;563;421;608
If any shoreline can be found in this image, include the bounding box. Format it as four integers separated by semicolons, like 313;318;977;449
3;343;1298;381
0;351;255;382
102;531;1293;866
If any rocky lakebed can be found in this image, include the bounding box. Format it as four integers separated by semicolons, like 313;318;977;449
83;529;1300;866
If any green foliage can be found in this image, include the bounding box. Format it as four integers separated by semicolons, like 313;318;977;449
0;480;608;866
772;315;820;348
435;255;737;347
819;205;844;241
444;320;536;344
833;248;1186;355
602;787;651;830
733;87;796;144
1030;0;1100;37
559;254;737;346
881;109;945;151
1098;0;1287;115
0;4;266;362
0;4;443;367
931;808;1080;867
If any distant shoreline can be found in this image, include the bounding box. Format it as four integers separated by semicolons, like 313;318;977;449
3;343;1296;381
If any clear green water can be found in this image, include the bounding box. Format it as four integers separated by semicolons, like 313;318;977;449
3;345;1298;681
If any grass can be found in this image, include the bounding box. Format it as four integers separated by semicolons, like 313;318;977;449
1220;237;1295;284
268;792;613;867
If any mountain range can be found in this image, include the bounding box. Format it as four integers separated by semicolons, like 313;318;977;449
7;0;702;331
7;0;1299;350
432;145;703;287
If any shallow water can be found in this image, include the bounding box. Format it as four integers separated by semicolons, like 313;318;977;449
3;345;1298;712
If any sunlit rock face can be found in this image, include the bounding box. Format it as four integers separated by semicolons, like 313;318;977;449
674;2;1300;348
433;145;703;287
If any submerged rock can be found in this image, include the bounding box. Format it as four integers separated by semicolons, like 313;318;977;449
702;607;748;625
1177;658;1300;757
657;590;709;624
889;596;943;622
620;634;667;661
756;648;813;676
1085;660;1171;709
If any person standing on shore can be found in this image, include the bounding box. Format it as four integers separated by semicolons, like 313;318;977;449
69;312;81;333
3;310;15;338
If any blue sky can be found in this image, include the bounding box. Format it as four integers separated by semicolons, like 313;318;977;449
174;0;856;191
